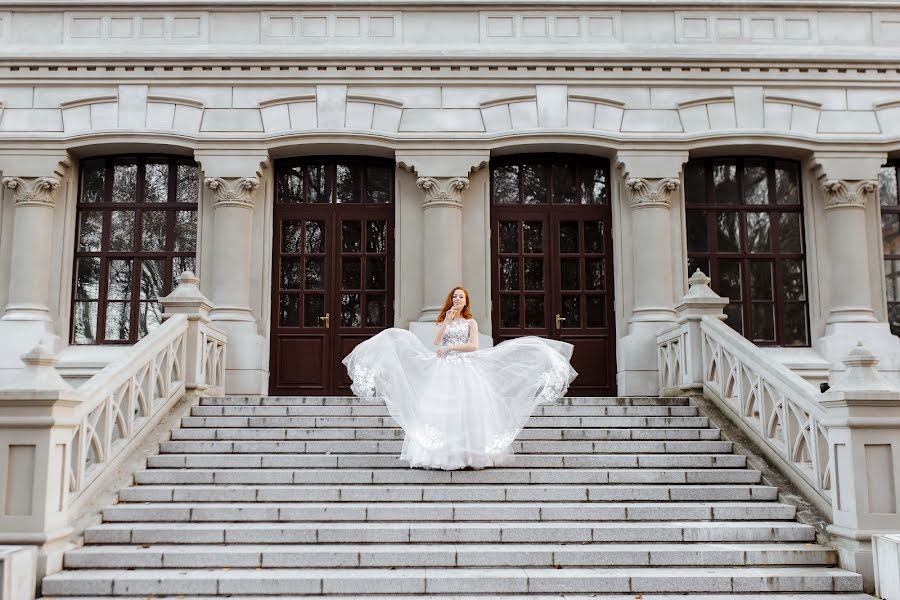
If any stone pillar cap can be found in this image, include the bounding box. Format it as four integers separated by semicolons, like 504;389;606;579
825;341;900;395
675;270;728;321
159;271;213;320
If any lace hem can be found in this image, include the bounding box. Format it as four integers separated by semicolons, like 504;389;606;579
537;354;572;403
348;363;378;399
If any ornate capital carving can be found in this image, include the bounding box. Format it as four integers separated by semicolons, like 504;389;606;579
821;178;877;209
416;176;469;209
624;177;680;209
204;177;259;209
2;176;61;207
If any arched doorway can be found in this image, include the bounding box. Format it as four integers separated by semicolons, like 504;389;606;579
490;154;617;396
269;156;395;395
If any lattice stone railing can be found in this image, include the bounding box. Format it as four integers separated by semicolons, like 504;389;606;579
0;272;224;574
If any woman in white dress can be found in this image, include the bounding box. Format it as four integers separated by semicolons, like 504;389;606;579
342;286;577;470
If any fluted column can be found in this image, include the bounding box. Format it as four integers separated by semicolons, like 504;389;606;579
416;176;469;321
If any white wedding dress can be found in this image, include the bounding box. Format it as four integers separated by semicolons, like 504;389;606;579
342;318;578;470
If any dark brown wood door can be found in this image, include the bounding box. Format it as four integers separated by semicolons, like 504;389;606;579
491;155;616;396
270;158;394;396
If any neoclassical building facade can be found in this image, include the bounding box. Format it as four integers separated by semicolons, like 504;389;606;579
1;0;899;399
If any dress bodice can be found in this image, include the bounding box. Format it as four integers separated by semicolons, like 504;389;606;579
440;318;471;347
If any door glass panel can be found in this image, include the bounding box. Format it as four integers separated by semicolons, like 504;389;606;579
308;165;331;203
138;302;163;338
523;258;543;290
81;160;106;203
552;163;576;204
105;302;131;340
500;258;520;290
581;167;608;204
74;302;98;344
304;257;324;290
281;258;301;290
561;259;580;290
278;167;305;203
306;221;325;253
559;221;579;253
366;296;386;326
782;259;806;301
774;163;800;205
500;295;520;328
724;304;743;334
686;210;708;252
280;294;300;326
561;296;581;327
716;212;741;252
366;166;392;204
499;221;518;253
112;159;138;203
176;164;199;203
584;221;603;253
366;257;386;289
341;293;361;327
367;221;387;253
784;303;809;346
78;211;104;252
282;221;303;253
141;211;167;251
752;304;776;342
75;258;101;299
336;164;361;203
174;211;197;252
523;222;543;253
743;160;769;204
750;261;774;301
140;259;165;300
110;211;135;251
586;295;606;327
524;296;544;328
718;260;743;301
522;164;548;204
712;160;738;204
303;295;325;327
585;259;605;290
746;212;771;253
342;222;361;252
144;161;169;203
107;259;133;300
779;213;802;252
342;258;361;289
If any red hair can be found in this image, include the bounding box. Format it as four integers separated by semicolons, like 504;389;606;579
437;287;473;322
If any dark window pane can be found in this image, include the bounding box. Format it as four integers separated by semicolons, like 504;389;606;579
774;162;800;205
109;211;135;251
752;303;776;342
140;259;165;301
783;303;809;346
75;257;101;299
78;211;103;252
81;160;106;203
687;257;710;279
880;166;898;207
336;164;361;203
585;259;605;291
282;221;302;253
366;296;386;326
73;301;98;344
718;260;742;301
552;163;576;204
303;295;325;327
499;221;518;254
523;258;543;290
586;295;606;327
174;211;197;252
523;222;543;253
581;167;608;204
366;166;392;204
684;161;706;204
112;159;138;203
585;221;604;254
724;303;744;335
500;295;520;328
305;257;324;290
886;260;900;303
144;161;169;203
342;222;361;253
561;258;580;290
367;221;387;253
524;296;544;328
746;212;771;253
176;164;199;203
889;303;900;336
522;164;548;204
780;213;803;253
308;165;331;203
500;257;520;291
107;259;133;300
341;293;361;327
686;210;708;252
174;256;195;277
712;160;738;204
138;302;163;338
141;210;167;251
493;164;520;204
561;296;581;327
716;212;740;252
366;257;386;290
279;294;299;326
743;160;769;205
281;258;301;290
342;259;361;289
278;167;305;203
749;261;774;301
783;259;806;301
105;302;131;340
306;221;325;254
884;215;900;259
559;221;579;253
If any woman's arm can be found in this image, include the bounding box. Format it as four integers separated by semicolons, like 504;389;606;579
433;316;451;345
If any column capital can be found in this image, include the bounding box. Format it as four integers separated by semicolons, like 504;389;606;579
624;177;680;209
821;178;878;210
416;176;469;209
1;176;62;208
204;177;260;209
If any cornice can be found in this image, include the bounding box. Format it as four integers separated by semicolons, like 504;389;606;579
9;0;900;7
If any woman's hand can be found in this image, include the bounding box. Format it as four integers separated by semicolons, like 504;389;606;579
436;346;452;357
445;308;458;321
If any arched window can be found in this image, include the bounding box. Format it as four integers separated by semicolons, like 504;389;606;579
880;160;900;335
71;156;199;344
684;157;809;346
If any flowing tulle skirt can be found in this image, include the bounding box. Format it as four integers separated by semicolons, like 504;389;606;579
342;328;578;470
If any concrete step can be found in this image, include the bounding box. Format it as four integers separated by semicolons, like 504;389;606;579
198;396;693;407
118;484;780;503
40;566;863;596
83;521;817;544
145;452;747;469
190;405;701;417
158;439;734;454
132;468;762;485
62;542;837;569
102;502;796;523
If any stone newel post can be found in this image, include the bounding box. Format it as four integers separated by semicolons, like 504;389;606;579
821;343;900;590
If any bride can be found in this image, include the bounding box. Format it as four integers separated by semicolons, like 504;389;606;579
342;286;577;470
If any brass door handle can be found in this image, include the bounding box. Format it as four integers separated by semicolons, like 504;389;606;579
319;313;331;329
555;313;566;329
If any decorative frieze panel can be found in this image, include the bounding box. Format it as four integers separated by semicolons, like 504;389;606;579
260;11;401;44
479;11;621;42
63;12;209;44
675;12;817;44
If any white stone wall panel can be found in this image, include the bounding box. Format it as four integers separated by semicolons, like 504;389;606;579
345;101;375;130
371;104;402;132
847;90;900;110
399;108;484;132
10;13;63;44
234;87;316;109
90;102;118;130
707;102;737;129
818;11;872;44
209;12;261;45
876;105;900;135
316;85;348;129
441;86;534;109
146;102;176;130
621;12;675;43
678;105;710;132
818;110;880;133
117;85;148;130
566;101;595;129
349;86;437;108
61;105;91;134
0;109;63;132
536;85;568;128
508;101;539;129
149;86;231;108
650;88;729;109
32;87;117;109
260;104;291;133
569;87;651;109
288;102;318;129
0;88;34;109
621;109;682;132
790;105;820;134
593;104;625;131
764;102;792;130
172;104;203;133
200;108;263;132
732;86;765;128
480;104;512;132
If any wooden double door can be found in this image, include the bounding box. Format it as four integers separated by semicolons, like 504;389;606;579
269;158;394;396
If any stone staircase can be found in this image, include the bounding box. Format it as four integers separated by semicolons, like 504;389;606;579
42;396;872;598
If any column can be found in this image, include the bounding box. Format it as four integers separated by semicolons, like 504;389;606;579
615;151;689;395
812;152;900;383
